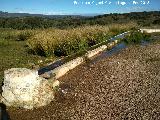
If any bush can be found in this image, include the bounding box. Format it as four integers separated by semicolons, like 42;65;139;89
54;39;88;57
123;30;151;44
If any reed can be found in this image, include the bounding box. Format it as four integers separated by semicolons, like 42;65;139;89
27;23;136;57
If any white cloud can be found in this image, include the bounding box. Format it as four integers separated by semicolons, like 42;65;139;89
73;1;78;5
43;11;73;15
124;6;154;13
18;11;25;13
121;2;126;6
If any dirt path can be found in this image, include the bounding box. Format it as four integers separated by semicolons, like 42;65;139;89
7;42;160;120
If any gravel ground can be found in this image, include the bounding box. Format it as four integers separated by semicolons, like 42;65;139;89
7;41;160;120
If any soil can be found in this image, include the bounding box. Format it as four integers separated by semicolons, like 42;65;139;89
6;41;160;120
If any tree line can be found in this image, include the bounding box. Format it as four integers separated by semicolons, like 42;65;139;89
0;11;160;30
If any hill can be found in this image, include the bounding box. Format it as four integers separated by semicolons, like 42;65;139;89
0;11;160;29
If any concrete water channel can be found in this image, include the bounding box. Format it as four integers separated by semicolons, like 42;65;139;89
38;29;160;80
38;31;130;76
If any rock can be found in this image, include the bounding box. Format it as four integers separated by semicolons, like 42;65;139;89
1;68;54;109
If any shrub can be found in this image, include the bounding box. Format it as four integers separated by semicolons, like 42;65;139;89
123;30;151;44
54;38;88;57
0;29;34;41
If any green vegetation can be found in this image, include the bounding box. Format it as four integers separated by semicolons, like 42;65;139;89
16;30;33;41
27;23;136;57
0;11;160;30
123;30;151;44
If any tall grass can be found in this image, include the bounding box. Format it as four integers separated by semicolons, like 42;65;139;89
27;23;137;57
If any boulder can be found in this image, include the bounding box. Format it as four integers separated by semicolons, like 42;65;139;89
1;68;54;109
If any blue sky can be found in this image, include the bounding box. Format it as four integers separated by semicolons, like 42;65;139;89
0;0;160;15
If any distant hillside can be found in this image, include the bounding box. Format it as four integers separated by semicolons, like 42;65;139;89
0;11;160;29
0;11;84;18
92;11;160;25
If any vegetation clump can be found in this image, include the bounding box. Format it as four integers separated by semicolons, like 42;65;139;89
123;30;151;44
27;23;136;57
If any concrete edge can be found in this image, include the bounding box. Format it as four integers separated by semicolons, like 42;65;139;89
46;39;121;80
43;28;160;80
140;29;160;33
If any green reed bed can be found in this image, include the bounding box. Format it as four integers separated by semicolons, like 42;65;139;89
27;23;136;57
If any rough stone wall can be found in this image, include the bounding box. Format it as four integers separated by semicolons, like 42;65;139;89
0;32;126;109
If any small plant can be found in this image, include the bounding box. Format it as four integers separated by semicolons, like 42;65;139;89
123;30;151;44
143;32;151;41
